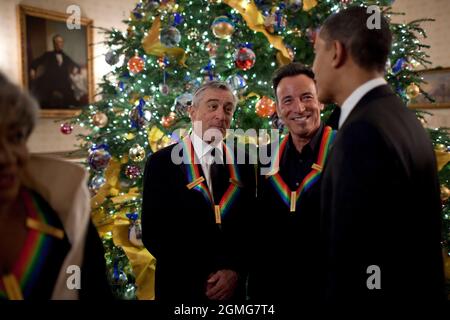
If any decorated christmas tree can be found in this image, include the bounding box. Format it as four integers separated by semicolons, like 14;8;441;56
67;0;450;299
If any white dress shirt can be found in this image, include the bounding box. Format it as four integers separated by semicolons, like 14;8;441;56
338;77;387;129
56;53;63;66
190;133;223;197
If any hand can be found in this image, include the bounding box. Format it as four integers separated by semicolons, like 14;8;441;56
30;69;36;80
205;269;238;300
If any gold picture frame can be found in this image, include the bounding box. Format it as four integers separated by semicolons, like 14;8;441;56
409;67;450;109
18;5;94;118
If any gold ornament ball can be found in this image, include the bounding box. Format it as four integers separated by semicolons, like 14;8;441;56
129;144;146;162
92;112;108;128
440;185;450;201
435;144;446;152
187;28;200;40
406;83;420;99
211;16;235;39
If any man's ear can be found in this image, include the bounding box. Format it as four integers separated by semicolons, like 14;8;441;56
188;105;195;120
275;103;285;122
331;40;346;69
275;103;281;117
319;102;325;111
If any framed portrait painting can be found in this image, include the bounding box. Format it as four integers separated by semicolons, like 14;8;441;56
409;68;450;109
18;5;94;117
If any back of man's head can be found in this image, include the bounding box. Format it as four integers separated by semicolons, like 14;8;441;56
320;6;392;72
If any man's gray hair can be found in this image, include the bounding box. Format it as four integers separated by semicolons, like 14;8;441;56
0;71;39;138
192;80;238;108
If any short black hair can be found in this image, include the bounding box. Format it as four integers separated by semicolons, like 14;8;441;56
320;6;392;72
272;62;315;100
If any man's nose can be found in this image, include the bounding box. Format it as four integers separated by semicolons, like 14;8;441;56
294;99;306;113
214;106;226;120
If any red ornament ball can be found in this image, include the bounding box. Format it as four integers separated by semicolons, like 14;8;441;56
128;55;145;74
235;47;256;71
161;112;176;128
125;165;142;179
60;122;73;134
255;96;276;118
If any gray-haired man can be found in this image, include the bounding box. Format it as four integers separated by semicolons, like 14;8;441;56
142;81;255;301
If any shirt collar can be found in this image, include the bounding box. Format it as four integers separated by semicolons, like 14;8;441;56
338;77;387;129
285;122;324;158
190;132;223;160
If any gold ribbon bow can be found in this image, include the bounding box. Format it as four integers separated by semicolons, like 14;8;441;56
142;16;187;66
223;0;291;63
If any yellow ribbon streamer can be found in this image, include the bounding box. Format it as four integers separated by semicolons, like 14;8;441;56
276;51;293;66
223;0;291;62
147;125;171;152
303;0;318;11
435;150;450;171
90;158;120;210
112;216;156;300
142;16;188;66
244;91;261;101
90;159;156;300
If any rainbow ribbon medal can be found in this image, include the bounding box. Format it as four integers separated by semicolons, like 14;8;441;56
181;136;242;224
0;189;64;300
267;126;336;212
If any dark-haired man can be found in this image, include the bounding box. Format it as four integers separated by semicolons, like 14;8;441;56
312;6;445;302
249;62;335;302
29;34;79;108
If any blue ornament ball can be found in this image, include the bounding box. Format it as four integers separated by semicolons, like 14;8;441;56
88;148;111;171
89;174;106;194
226;74;247;93
105;50;119;65
129;105;151;128
174;93;193;113
160;27;181;48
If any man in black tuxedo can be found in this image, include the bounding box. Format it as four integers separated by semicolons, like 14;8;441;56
141;81;255;301
312;6;445;302
249;63;334;302
29;34;79;108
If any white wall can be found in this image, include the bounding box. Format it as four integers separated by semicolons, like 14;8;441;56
0;0;136;154
391;0;450;128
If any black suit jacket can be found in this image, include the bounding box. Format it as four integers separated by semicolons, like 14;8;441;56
141;141;255;301
249;127;328;302
320;85;445;302
30;51;78;107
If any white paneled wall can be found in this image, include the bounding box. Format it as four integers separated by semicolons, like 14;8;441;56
392;0;450;128
392;0;450;69
0;0;136;153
